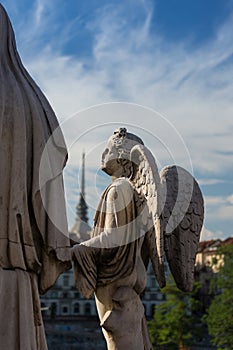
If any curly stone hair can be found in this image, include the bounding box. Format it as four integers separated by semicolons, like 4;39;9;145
111;128;144;178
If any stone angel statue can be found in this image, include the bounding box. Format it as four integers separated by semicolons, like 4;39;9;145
72;128;204;350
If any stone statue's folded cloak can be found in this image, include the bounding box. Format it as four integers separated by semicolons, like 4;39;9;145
0;5;71;293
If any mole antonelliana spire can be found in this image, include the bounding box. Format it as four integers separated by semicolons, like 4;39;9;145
76;152;88;223
69;152;91;243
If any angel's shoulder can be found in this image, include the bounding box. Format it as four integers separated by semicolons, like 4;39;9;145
108;177;132;189
105;178;134;200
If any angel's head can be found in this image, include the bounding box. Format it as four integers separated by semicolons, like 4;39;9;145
101;128;144;178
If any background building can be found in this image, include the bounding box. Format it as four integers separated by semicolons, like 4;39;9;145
196;237;233;272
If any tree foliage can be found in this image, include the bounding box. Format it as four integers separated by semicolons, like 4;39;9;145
148;276;203;350
204;244;233;350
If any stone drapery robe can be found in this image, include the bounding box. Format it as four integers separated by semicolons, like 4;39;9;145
73;178;153;350
0;5;71;349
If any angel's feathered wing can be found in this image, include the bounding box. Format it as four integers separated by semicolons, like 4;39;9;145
130;145;204;292
130;145;166;288
160;165;204;292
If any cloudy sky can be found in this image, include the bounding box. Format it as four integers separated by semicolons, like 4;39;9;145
2;0;233;240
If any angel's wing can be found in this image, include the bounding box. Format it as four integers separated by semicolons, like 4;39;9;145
160;165;204;292
130;144;166;288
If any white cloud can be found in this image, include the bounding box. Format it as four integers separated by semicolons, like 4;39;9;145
18;1;233;178
205;196;226;206
227;194;233;204
204;194;233;221
198;178;227;186
34;0;45;27
217;205;233;220
200;226;223;241
205;194;233;206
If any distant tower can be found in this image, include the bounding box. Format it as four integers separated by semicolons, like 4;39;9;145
69;152;91;243
76;152;88;223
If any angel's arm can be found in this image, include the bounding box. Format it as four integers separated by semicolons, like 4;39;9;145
75;183;130;249
72;181;134;296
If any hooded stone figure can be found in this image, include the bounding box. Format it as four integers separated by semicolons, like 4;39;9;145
0;4;71;349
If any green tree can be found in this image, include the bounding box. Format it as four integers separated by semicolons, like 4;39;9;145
148;277;203;350
205;244;233;350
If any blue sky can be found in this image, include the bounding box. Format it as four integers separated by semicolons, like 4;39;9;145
1;0;233;240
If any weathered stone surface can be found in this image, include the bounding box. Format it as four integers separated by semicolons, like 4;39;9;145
0;4;71;349
72;127;204;349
